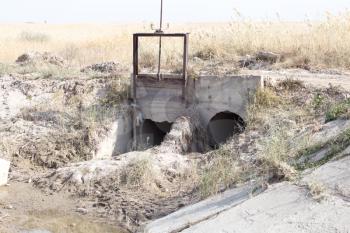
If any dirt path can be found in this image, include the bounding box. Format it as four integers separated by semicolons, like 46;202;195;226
0;183;126;233
242;69;350;90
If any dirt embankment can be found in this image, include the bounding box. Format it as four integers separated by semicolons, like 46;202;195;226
1;52;129;176
0;53;131;232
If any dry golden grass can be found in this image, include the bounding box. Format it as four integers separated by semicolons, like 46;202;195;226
199;145;241;197
1;11;350;69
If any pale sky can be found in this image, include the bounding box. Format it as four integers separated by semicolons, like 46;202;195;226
1;0;349;23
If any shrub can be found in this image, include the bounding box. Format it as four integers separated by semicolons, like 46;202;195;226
312;93;325;111
99;80;129;107
250;88;280;109
120;158;153;188
277;78;304;91
193;46;217;60
199;147;240;197
19;31;50;43
139;50;157;69
258;124;297;181
325;99;350;122
247;88;281;128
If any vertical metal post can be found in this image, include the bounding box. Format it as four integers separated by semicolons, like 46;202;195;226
157;0;164;80
133;35;139;99
157;36;162;81
183;34;189;103
132;34;139;149
183;34;189;83
160;0;163;30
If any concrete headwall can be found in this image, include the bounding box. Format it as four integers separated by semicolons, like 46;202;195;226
194;75;262;125
133;74;263;148
135;75;263;125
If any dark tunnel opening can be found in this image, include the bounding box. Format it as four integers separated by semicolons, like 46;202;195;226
207;111;246;149
140;119;172;148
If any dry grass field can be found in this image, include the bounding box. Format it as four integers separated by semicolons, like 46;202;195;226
1;11;350;70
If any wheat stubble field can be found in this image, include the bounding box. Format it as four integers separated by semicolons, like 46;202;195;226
1;11;350;69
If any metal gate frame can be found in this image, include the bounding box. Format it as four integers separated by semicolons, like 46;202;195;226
132;33;189;98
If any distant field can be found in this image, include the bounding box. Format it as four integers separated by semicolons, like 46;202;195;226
0;12;350;69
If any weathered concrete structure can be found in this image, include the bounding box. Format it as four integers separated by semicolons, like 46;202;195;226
132;74;263;148
131;32;262;149
0;158;10;186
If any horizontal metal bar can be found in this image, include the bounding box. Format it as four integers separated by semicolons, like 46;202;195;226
137;73;184;80
134;33;189;37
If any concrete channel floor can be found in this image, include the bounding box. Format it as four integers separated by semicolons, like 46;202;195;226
143;156;350;233
142;183;263;233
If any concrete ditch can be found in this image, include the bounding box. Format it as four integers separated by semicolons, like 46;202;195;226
141;183;265;233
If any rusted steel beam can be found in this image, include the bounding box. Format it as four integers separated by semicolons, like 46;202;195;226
133;35;140;99
183;33;189;82
183;33;189;103
134;33;188;37
132;34;139;149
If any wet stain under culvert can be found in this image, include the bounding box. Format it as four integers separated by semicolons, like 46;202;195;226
18;212;126;233
0;184;127;233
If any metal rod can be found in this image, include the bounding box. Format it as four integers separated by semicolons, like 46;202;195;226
183;34;189;104
160;0;163;31
157;37;162;80
157;0;164;80
132;35;139;149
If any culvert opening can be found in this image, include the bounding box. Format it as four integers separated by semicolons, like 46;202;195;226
140;119;172;147
208;111;246;148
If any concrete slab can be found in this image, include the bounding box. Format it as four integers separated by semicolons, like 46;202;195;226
311;119;350;145
0;158;10;186
181;182;350;233
303;156;350;199
297;147;332;165
330;145;350;162
142;183;262;233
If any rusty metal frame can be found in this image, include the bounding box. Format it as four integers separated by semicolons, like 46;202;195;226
132;33;189;99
